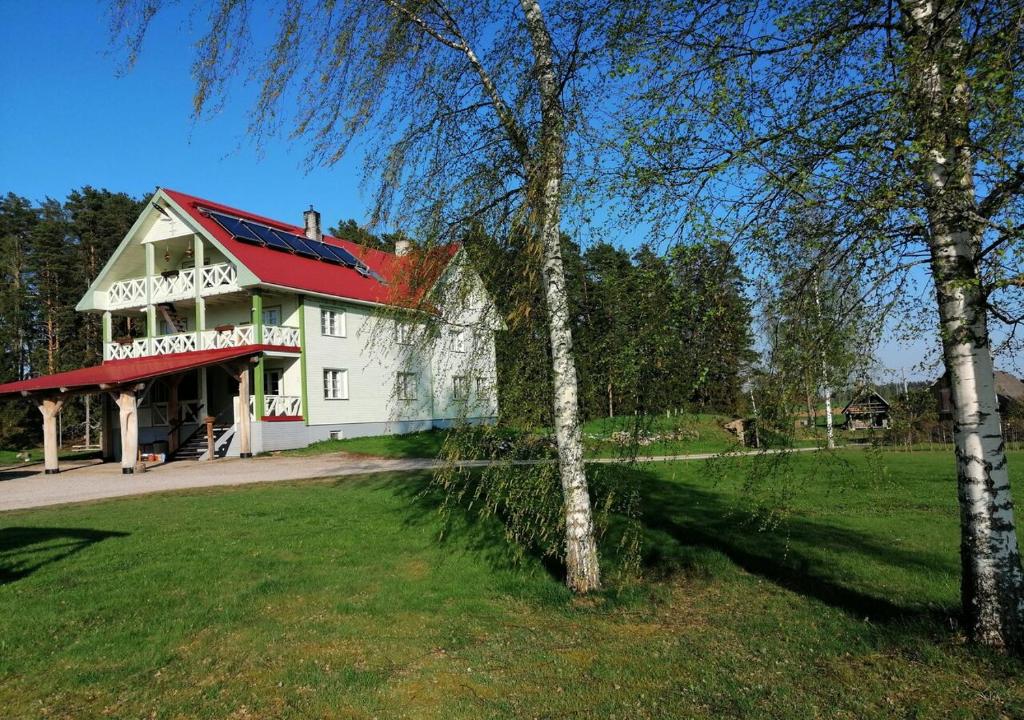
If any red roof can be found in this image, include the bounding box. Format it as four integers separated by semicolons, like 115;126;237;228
0;345;295;398
162;189;459;306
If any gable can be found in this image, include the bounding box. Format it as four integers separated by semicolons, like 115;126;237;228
76;190;259;312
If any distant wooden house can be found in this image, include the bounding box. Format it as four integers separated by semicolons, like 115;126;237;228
932;369;1024;419
842;388;891;430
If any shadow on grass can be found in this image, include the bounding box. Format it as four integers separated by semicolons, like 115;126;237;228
380;462;955;627
630;468;952;624
0;526;129;585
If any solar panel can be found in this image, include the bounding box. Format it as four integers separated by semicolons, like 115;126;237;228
317;243;358;267
202;207;382;280
207;211;264;245
243;222;293;252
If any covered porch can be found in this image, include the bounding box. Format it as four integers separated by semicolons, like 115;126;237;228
0;345;300;474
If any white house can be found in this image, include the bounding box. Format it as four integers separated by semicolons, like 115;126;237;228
0;188;500;472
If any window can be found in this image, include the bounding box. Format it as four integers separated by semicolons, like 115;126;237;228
476;376;490;397
451;328;466;353
396;372;417;401
321;306;346;337
264;369;282;396
453;376;470;401
262;305;281;327
395;322;414;345
323;369;349;400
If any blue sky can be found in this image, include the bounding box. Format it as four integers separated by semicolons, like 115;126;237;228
0;0;367;227
0;1;962;378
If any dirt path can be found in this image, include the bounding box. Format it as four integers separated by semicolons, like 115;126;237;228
0;446;821;512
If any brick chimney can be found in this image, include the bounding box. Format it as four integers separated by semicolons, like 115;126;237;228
303;205;322;242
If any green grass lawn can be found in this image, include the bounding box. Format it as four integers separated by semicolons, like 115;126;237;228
0;447;100;467
2;451;1022;718
283;414;743;460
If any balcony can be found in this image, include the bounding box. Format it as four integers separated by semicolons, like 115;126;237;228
105;323;300;361
106;263;239;310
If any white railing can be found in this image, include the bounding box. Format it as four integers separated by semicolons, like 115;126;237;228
151;268;195;303
201;263;238;296
105;262;239;310
106;338;150;360
150;331;198;355
200;324;255;349
263;324;300;346
108;277;147;310
104;323;300;360
250;395;302;418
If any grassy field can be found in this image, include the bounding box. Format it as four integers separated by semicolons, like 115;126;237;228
283;414;742;460
1;450;1022;718
0;447;100;467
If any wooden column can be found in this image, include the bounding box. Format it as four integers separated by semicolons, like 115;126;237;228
36;397;65;474
112;388;139;474
205;415;215;461
238;364;252;458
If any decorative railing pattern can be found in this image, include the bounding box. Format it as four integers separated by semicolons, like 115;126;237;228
200;324;255;349
108;277;147;309
201;263;238;296
104;323;299;360
106;262;239;310
263;324;300;347
151;268;195;303
140;399;205;428
250;395;302;418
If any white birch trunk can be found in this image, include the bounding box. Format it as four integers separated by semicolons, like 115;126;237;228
823;384;834;450
520;0;601;592
812;279;835;450
902;0;1023;649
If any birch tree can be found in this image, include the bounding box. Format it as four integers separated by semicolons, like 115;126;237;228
109;0;630;592
615;0;1024;649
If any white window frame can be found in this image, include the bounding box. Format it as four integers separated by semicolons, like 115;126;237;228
321;306;347;337
451;327;466;353
323;368;349;400
262;305;282;327
395;321;414;345
453;375;470;401
396;372;417;401
475;376;490;397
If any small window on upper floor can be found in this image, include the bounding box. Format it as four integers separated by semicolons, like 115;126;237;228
395;321;415;345
262;305;281;327
321;306;346;337
451;327;466;353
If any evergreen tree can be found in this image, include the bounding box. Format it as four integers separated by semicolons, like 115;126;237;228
0;193;38;447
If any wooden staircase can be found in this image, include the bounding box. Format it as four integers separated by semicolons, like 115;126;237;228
170;421;232;461
157;303;188;333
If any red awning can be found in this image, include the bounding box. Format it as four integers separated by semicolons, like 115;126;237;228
0;345;297;398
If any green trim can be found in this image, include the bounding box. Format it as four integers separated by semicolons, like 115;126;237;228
252;291;264;419
298;295;309;425
145;243;156;337
102;312;112;344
